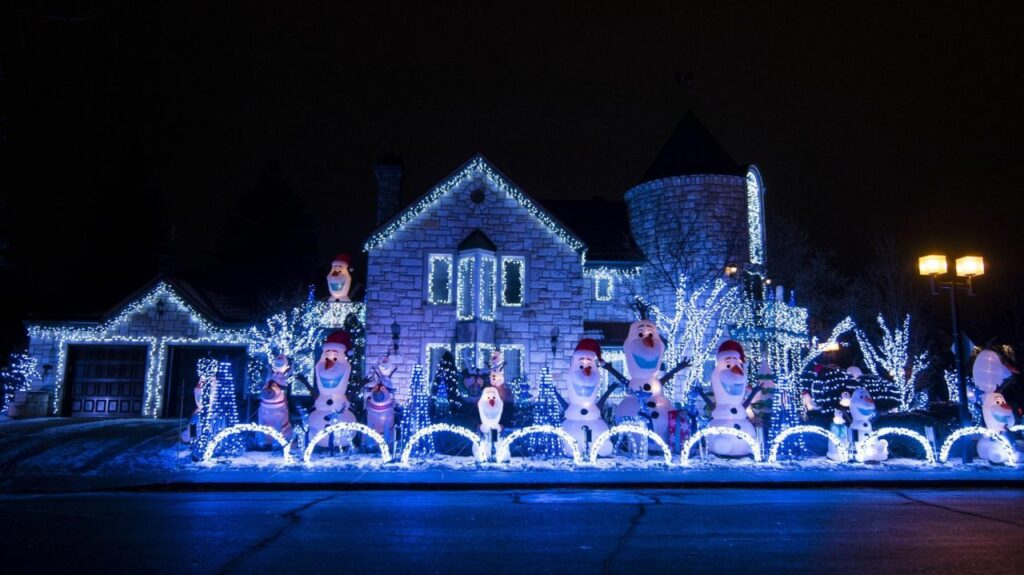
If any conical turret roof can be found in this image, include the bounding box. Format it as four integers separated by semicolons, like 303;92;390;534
641;111;745;182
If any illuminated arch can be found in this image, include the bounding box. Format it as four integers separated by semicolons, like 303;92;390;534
588;424;672;466
859;427;936;465
768;425;848;464
680;427;762;465
399;423;485;466
494;424;583;465
303;422;391;464
939;426;1016;464
746;165;766;266
201;423;293;463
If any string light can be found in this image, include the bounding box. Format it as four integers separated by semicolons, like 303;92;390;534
364;155;586;253
528;367;565;457
457;257;475;320
201;423;294;463
192;359;243;460
746;167;765;265
588;424;672;466
480;254;496;320
680;427;763;465
495;424;584;465
767;425;848;464
303;422;392;464
855;315;929;411
0;353;41;415
398;364;434;455
859;428;936;465
399;423;486;466
27;281;250;416
427;254;454;305
938;426;1016;464
500;256;526;307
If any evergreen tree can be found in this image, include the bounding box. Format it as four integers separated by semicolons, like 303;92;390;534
399;364;434;457
431;351;458;421
509;375;532;428
528;367;564;457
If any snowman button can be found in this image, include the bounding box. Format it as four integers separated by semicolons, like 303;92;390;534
643;383;651;391
580;408;589;416
730;407;738;414
326;399;333;406
733;423;741;430
647;401;657;409
650;411;659;419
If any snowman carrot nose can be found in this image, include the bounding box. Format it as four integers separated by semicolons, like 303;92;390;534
583;366;592;377
643;336;654;348
325;359;335;369
730;365;743;375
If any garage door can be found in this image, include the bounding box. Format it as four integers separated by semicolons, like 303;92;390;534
65;346;147;417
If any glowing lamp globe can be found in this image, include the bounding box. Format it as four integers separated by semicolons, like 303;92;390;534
918;255;947;276
955;256;984;277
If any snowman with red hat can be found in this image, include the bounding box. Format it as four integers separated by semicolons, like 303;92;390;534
309;330;357;448
564;339;612;457
326;253;352;302
706;340;756;457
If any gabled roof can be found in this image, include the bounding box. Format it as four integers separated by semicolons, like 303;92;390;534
641;111;745;182
539;198;643;263
364;154;586;253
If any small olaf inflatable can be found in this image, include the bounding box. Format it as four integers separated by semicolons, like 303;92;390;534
564;339;611;457
364;355;397;446
614;319;673;441
827;409;849;461
180;378;204;443
257;378;293;446
478;387;504;434
850;388;888;462
978;392;1016;464
326;253;352;302
973;350;1011;398
488;349;512;404
309;331;356;447
706;340;756;457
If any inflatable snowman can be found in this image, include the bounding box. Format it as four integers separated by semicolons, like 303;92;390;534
477;386;504;461
364;355;397;446
827;409;850;461
614;319;673;441
850;387;888;462
326;253;352;302
706;340;756;457
257;378;293;447
978;392;1016;464
309;331;357;448
180;378;204;443
973;350;1011;400
563;339;611;457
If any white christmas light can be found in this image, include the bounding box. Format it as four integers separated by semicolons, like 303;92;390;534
457;256;475;320
588;424;672;466
201;423;294;463
855;315;928;412
938;426;1016;465
495;424;584;465
399;423;486;466
746;167;765;265
1009;425;1024;433
680;427;763;465
480;254;496;320
593;272;614;301
859;427;936;465
767;425;848;464
427;254;454;305
303;422;392;464
364;155;585;253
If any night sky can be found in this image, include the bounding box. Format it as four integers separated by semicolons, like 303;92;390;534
2;2;1022;351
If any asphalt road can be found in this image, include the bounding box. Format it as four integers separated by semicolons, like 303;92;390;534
2;488;1023;574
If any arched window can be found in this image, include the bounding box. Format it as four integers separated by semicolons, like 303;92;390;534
746;166;766;266
456;230;497;321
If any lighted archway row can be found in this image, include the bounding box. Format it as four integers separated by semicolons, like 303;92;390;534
588;424;672;466
399;423;486;467
303;422;392;464
858;427;936;465
768;425;847;464
201;423;294;463
939;426;1017;465
495;424;584;465
681;427;762;465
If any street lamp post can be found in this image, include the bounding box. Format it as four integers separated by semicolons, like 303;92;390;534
918;254;984;463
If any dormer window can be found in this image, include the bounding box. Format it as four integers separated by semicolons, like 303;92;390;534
456;230;497;321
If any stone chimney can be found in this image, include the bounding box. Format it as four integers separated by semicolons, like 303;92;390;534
374;157;404;226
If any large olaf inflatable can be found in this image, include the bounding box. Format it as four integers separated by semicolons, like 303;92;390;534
564;339;611;457
850;387;888;462
326;253;352;302
614;319;673;441
309;331;356;447
706;340;756;457
978;392;1016;463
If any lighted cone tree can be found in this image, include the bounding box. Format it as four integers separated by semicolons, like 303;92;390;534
528;367;564;457
192;358;244;460
399;364;434;457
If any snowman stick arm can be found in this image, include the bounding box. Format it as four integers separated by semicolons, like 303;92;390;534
659;358;692;384
696;386;715;410
552;387;569;410
742;383;765;408
293;373;315;395
597;382;620;410
600;362;629;386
